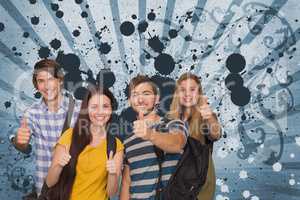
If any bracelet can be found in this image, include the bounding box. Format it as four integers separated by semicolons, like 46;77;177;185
9;134;16;145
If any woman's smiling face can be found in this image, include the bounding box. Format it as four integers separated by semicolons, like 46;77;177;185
178;78;200;108
88;94;112;128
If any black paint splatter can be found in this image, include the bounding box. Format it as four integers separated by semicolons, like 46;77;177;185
131;14;137;20
168;29;178;39
148;36;164;53
75;0;83;4
29;0;37;4
225;73;244;91
57;52;80;73
0;23;5;32
120;21;135;36
184;35;192;41
72;29;80;37
241;114;247;121
95;31;102;40
226;53;246;73
30;16;39;25
231;86;251;106
51;3;59;11
4;101;11;109
38;46;50;58
56;11;64;18
50;38;61;50
56;52;84;98
192;54;197;61
147;10;156;21
34;92;41;99
154;53;175;75
225;53;250;106
81;11;88;18
137;21;148;33
96;69;116;88
99;42;111;54
23;32;29;38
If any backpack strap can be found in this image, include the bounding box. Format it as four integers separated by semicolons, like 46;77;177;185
38;94;75;199
154;146;164;200
61;94;75;134
106;133;117;158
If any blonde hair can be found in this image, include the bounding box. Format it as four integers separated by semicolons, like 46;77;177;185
168;72;206;143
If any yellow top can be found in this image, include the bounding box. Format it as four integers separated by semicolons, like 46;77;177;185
57;128;124;200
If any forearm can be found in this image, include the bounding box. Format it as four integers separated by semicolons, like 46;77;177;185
120;166;130;200
149;131;185;153
106;173;119;197
46;164;63;187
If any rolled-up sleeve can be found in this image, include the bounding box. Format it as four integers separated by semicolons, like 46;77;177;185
167;119;189;141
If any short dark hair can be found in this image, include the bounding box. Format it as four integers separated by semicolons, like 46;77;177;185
32;59;64;89
128;75;159;97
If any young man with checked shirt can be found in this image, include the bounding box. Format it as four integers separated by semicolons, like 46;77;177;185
11;59;81;195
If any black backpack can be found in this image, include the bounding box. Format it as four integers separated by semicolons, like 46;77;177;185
155;136;210;200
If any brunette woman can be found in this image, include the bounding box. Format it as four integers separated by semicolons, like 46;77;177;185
45;86;124;200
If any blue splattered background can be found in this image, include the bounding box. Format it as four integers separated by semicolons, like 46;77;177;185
0;0;299;199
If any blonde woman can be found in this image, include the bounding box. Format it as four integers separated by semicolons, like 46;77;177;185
168;72;221;200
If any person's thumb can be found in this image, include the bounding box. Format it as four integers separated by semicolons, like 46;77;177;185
201;95;209;106
138;111;145;120
64;146;71;156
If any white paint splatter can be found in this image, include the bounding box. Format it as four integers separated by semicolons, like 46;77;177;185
248;157;255;163
295;136;300;146
251;196;260;200
221;184;229;193
242;190;250;198
239;170;248;179
216;178;224;186
272;162;282;172
289;179;296;186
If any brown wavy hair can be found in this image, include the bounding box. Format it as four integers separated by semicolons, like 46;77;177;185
168;72;206;143
32;59;64;89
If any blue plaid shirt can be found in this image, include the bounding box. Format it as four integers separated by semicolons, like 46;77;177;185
24;92;81;193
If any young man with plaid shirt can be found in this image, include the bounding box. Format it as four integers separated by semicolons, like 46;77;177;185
11;59;81;196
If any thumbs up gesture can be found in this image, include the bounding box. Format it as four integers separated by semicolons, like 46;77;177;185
133;112;152;140
55;145;71;167
16;118;31;145
199;96;214;120
106;151;117;174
